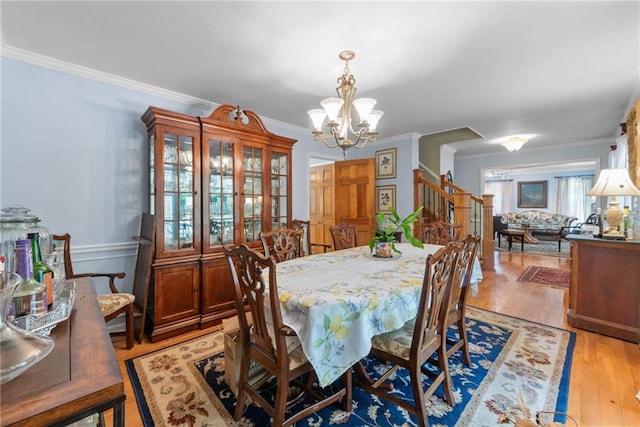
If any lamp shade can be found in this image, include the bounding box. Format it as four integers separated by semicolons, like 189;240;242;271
500;136;528;152
587;168;640;196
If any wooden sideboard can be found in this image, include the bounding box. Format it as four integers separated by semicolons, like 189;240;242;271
566;235;640;343
0;277;125;426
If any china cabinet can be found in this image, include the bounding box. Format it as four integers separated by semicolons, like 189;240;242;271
141;105;296;341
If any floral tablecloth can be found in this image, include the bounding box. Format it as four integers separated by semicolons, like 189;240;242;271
266;243;483;387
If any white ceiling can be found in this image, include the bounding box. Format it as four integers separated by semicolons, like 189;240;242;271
1;1;639;157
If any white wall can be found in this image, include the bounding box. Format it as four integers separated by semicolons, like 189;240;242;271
0;57;339;295
454;141;611;209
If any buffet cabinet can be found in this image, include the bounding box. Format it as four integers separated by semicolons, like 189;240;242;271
567;235;640;343
141;105;296;341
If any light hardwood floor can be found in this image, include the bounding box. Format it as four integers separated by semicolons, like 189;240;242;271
106;249;640;426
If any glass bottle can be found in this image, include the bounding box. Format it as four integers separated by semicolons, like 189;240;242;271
12;239;47;317
0;271;55;384
0;205;52;282
28;233;54;310
595;208;603;238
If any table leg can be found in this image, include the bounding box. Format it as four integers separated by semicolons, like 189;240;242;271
522;226;539;244
507;235;513;251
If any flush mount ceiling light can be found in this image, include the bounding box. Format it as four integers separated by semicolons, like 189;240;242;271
500;136;528;152
307;51;383;159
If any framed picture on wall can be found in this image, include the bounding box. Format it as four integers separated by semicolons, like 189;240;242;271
375;148;396;179
376;185;396;213
518;180;547;208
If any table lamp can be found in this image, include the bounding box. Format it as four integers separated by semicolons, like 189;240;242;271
587;168;640;238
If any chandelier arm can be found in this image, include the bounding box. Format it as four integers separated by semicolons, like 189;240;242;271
313;133;339;149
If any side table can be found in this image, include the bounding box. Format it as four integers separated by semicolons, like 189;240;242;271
497;229;525;252
0;277;125;426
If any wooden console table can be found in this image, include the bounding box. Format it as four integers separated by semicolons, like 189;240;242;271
0;277;125;426
566;235;640;343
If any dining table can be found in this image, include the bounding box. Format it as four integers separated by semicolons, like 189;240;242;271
266;242;483;387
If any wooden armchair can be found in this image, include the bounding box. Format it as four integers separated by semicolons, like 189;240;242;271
355;242;461;425
259;227;304;262
223;244;351;425
291;219;331;255
423;220;463;245
329;223;359;250
53;233;134;349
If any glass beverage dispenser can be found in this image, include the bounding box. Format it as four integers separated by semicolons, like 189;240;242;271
0;205;52;283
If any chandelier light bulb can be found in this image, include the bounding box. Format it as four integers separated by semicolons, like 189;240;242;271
307;109;327;130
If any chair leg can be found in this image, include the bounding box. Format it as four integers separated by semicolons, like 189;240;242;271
410;368;429;427
342;367;353;412
458;319;471;367
438;347;455;406
125;304;134;349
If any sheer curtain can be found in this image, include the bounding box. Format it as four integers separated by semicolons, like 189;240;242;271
484;180;514;215
556;175;594;221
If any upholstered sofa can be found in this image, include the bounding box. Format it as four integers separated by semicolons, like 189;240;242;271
499;210;578;249
500;210;578;233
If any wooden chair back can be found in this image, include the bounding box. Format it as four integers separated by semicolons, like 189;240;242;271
329;223;359;250
423;220;463;245
444;234;480;366
291;219;331;255
223;244;350;424
358;241;462;425
52;233;134;349
259;227;304;262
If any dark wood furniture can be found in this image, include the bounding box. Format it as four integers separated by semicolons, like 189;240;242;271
141;105;296;342
223;244;351;425
566;235;640;343
497;229;525;252
291;219;331;255
329;223;359;250
259;227;304;262
1;277;125;426
444;234;480;367
355;243;460;426
131;213;156;343
423;220;463;245
53;233;134;349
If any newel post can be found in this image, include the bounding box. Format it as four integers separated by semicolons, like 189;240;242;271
452;192;472;238
482;194;495;271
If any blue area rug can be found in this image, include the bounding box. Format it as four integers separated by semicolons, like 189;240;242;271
126;307;575;426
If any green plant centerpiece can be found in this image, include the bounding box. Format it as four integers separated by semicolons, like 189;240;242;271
369;205;424;257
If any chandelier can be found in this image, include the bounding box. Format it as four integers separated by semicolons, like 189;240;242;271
500;136;528;152
307;51;384;159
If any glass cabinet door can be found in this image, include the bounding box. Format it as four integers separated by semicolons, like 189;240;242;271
161;133;195;252
271;152;288;230
205;139;235;248
242;146;263;242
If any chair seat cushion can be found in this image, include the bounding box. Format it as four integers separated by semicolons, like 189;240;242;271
287;345;308;371
97;293;134;317
370;318;416;360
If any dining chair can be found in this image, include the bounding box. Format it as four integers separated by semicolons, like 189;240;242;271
443;234;480;367
52;233;134;349
329;223;358;250
355;241;461;426
423;220;463;245
291;219;331;256
259;227;304;262
223;244;351;426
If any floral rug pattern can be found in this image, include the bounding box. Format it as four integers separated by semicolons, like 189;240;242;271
517;265;570;289
126;307;575;426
